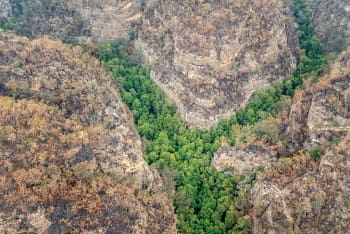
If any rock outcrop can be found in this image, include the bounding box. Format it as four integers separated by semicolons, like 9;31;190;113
252;141;350;233
0;31;176;233
212;143;279;177
138;0;298;128
1;0;143;43
251;48;350;233
212;105;290;177
307;0;350;53
286;48;350;152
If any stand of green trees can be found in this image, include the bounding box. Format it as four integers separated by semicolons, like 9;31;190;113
98;41;249;233
97;0;326;233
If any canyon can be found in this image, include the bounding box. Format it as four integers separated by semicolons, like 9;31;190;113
0;0;349;233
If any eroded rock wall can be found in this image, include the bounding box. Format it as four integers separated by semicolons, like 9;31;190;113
252;140;350;233
212;143;279;177
286;48;350;152
138;0;298;128
307;0;350;53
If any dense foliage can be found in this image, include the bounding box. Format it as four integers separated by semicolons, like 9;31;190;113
98;41;249;234
97;0;326;233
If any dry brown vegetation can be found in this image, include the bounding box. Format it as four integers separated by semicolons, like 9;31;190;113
0;31;175;233
251;47;350;233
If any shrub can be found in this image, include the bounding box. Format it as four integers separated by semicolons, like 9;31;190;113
309;147;325;161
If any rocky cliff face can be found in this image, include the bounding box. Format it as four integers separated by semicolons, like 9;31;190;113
307;0;350;53
286;48;350;152
1;0;143;43
1;0;300;128
212;143;279;177
251;48;350;233
252;146;350;233
138;0;298;128
211;47;350;233
0;31;176;233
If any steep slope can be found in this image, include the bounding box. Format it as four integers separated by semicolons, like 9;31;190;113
307;0;350;53
0;31;176;233
138;0;298;128
251;48;350;233
253;146;350;233
1;0;300;128
0;0;143;43
285;48;350;153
